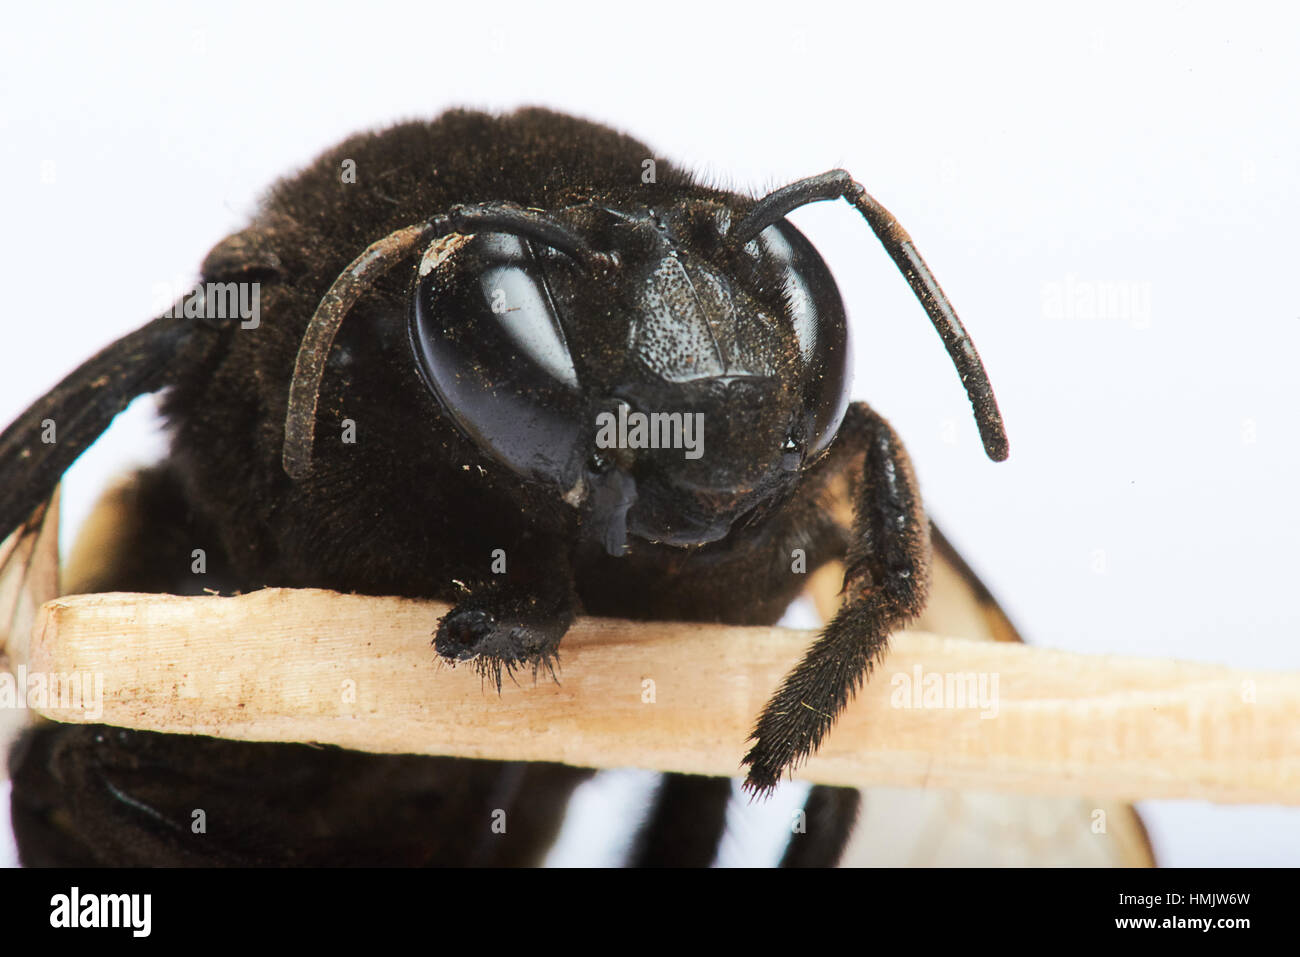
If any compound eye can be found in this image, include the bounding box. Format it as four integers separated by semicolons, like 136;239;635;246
409;232;586;487
756;221;852;456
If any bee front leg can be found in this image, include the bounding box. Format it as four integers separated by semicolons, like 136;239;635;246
434;536;578;691
742;402;932;795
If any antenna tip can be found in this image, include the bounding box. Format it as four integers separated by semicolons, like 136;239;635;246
984;432;1010;462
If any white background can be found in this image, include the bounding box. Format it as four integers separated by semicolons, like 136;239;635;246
1;1;1298;866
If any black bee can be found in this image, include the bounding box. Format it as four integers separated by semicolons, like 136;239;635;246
0;107;1007;866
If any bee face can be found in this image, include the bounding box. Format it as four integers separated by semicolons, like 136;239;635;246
409;197;851;552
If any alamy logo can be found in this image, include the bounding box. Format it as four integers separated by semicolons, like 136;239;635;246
50;887;151;937
595;404;704;460
889;665;999;718
0;665;102;720
154;280;261;329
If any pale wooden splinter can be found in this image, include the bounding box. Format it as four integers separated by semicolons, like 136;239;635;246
12;587;1300;806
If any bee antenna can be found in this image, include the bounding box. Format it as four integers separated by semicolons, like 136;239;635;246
442;204;618;275
283;204;617;481
729;170;1009;462
282;222;436;481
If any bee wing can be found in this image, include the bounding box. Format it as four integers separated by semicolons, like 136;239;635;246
808;519;1155;867
0;489;60;672
0;305;224;799
0;312;223;546
0;489;61;779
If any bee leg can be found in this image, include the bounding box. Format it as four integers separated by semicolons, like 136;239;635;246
434;538;577;691
742;402;931;795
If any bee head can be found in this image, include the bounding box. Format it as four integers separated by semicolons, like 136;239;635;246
282;171;1007;556
406;196;851;554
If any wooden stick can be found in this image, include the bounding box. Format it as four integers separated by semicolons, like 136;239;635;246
19;588;1300;805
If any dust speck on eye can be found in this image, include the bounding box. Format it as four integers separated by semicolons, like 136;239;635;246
419;233;473;277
